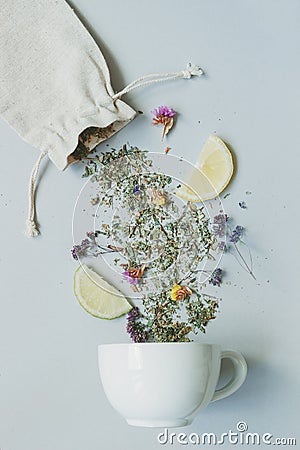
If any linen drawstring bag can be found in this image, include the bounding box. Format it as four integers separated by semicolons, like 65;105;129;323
0;0;203;237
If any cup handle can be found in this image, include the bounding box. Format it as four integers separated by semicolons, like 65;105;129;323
211;350;247;403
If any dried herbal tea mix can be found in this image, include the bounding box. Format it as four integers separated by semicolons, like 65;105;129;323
72;144;254;342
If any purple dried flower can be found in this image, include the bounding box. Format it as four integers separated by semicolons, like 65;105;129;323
126;307;148;343
151;105;176;118
71;246;80;260
71;232;98;260
218;241;226;253
209;268;223;286
71;231;115;260
214;214;228;224
133;184;140;194
86;231;96;239
71;243;88;260
212;214;228;238
229;225;244;243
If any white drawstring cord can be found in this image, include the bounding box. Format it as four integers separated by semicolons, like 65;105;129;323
24;63;203;238
25;151;47;237
112;63;204;100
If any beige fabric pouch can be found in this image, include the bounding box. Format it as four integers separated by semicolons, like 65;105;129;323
0;0;203;236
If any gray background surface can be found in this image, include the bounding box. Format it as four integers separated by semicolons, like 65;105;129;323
0;0;299;449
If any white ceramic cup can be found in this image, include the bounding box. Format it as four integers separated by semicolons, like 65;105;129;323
98;342;247;427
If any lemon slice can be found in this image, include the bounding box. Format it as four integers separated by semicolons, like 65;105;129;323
74;265;132;319
176;134;233;202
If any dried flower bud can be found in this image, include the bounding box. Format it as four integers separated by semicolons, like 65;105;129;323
151;106;176;140
128;264;146;279
150;188;166;206
170;284;192;301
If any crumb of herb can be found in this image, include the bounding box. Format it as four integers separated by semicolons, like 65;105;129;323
90;195;99;206
239;201;247;209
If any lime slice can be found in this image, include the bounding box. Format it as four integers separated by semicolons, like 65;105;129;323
74;265;132;319
176;134;234;202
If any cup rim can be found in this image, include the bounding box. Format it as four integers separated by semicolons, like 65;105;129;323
98;342;221;349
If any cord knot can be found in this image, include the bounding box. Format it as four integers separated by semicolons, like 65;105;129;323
182;63;204;79
25;219;40;237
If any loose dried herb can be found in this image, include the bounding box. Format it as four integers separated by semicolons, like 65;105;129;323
72;145;253;342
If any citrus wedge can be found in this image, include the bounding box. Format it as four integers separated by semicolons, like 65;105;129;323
74;265;132;319
176;134;233;202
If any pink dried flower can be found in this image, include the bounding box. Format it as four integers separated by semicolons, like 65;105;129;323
151;105;177;140
122;264;146;285
122;271;139;285
151;106;176;118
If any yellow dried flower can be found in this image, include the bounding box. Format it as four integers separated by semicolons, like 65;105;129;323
170;284;192;301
